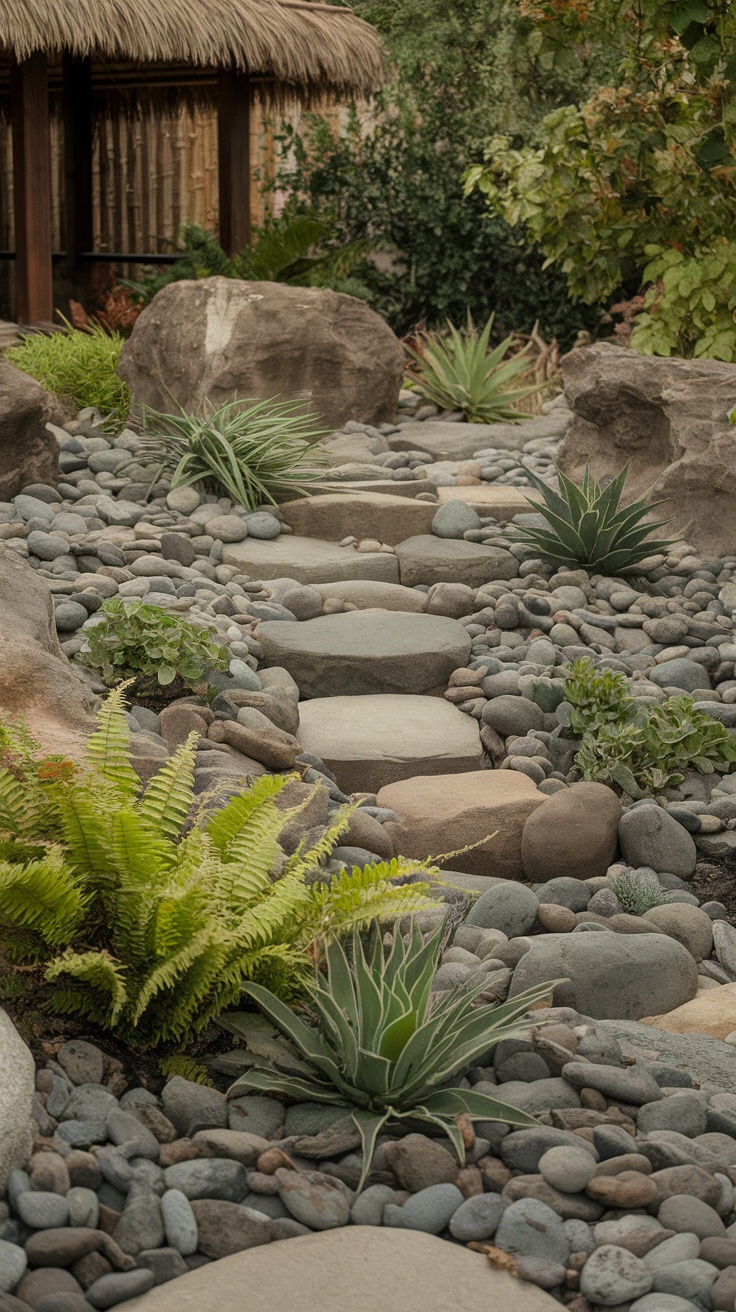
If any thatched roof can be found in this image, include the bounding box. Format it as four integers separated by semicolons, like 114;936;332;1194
0;0;385;99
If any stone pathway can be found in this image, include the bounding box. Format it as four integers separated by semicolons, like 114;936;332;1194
5;396;736;1309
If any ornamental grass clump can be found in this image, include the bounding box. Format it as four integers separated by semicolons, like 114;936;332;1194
404;313;538;423
519;462;675;574
223;925;557;1190
0;692;436;1046
7;322;131;422
135;397;329;510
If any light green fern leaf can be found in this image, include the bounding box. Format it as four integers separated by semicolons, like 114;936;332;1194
85;685;139;798
159;1055;214;1085
46;948;127;1025
55;788;117;891
0;847;84;945
0;767;46;840
285;801;358;880
307;861;436;940
131;926;223;1028
139;734;197;841
206;774;289;854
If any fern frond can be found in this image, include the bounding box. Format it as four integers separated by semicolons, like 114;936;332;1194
85;685;139;798
139;734;197;841
0;848;84;948
205;774;290;853
55;788;118;895
46;949;127;1025
131;928;226;1031
0;767;49;841
306;861;436;941
159;1055;214;1086
285;800;358;880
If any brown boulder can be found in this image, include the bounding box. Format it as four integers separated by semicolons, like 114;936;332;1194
277;493;435;545
521;782;621;882
378;770;545;879
0;361;61;499
118;278;404;430
558;342;736;554
642;982;736;1039
190;1200;273;1258
0;547;93;757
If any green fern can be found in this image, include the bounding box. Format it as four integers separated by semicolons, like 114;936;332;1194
159;1055;214;1086
0;694;437;1046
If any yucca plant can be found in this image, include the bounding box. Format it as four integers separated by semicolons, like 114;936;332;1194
518;462;675;574
223;925;557;1190
404;313;537;423
134;397;329;510
0;693;435;1045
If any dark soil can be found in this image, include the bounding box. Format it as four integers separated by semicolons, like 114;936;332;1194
691;858;736;922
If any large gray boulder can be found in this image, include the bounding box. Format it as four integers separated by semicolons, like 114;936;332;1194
257;611;471;699
558;342;736;555
118;278;404;430
508;931;698;1020
0;361;60;499
0;1008;34;1190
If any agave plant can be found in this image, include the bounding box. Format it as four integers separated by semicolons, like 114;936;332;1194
518;462;675;574
134;398;329;510
223;925;558;1190
404;313;537;423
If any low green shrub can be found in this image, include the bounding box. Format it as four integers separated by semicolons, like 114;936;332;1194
404;314;537;423
563;658;736;795
0;691;435;1045
223;924;557;1190
613;869;667;916
7;323;131;422
136;399;328;511
78;600;229;704
519;463;674;575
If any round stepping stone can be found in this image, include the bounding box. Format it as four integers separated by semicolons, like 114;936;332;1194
297;694;484;792
258;611;471;698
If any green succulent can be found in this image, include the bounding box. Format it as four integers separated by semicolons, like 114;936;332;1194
223;924;558;1190
614;868;667;916
404;313;538;423
519;462;675;574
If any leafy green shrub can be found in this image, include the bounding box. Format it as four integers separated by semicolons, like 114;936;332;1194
404;314;537;422
0;692;435;1045
563;658;736;795
519;463;674;574
224;924;556;1190
614;868;667;916
7;323;131;421
79;599;229;703
126;217;371;306
136;399;328;510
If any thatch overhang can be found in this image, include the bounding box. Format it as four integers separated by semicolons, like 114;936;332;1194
0;0;386;110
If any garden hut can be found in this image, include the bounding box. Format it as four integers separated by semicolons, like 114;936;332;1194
0;0;384;324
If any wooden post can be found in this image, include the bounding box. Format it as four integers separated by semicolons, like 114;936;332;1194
217;69;251;255
11;53;53;325
63;55;93;295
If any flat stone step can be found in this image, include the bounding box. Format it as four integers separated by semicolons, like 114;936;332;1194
258;610;471;698
314;581;427;613
277;492;435;545
315;478;437;498
436;485;530;520
395;534;517;587
296;694;484;792
222;535;399;584
389;413;570;461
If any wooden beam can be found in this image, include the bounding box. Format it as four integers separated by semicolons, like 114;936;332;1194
63;55;93;289
217;69;251;256
11;54;53;325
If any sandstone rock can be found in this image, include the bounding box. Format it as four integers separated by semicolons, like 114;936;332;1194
0;1009;34;1192
378;770;545;879
389;413;571;461
395;535;517;587
277;494;435;545
558;342;736;555
0;361;61;499
314;581;427;613
258;611;470;699
642;982;736;1039
0;547;93;757
296;695;484;793
509;932;698;1019
435;485;531;521
118;278;404;430
521;783;621;882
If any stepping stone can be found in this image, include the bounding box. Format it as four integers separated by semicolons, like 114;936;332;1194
317;478;437;498
296;694;484;792
222;536;399;584
277;493;435;545
377;770;545;880
258;611;471;699
314;581;427;613
436;485;531;520
395;535;517;587
389;413;571;461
